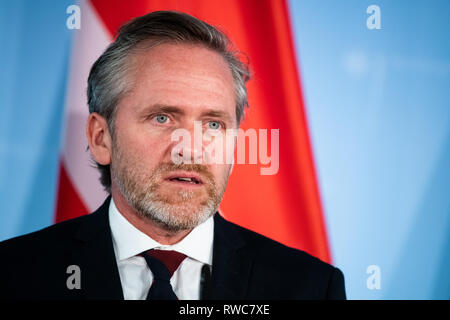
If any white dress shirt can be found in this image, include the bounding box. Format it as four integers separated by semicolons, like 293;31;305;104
108;198;214;300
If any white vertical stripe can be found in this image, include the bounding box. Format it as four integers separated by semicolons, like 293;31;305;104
61;0;111;211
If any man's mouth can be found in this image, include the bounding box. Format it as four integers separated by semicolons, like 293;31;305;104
169;177;201;184
165;172;204;185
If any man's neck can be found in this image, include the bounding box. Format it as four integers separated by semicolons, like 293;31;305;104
111;188;192;245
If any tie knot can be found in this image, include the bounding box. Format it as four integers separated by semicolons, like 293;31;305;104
143;249;187;278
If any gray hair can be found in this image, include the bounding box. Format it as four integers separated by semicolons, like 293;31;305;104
87;10;250;193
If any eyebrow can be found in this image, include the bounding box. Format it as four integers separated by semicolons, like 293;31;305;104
201;110;233;123
143;104;234;123
144;104;185;116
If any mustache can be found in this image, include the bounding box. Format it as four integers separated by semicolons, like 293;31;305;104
155;163;215;182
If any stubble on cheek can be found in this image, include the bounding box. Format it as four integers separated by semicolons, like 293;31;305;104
110;130;232;230
113;145;221;206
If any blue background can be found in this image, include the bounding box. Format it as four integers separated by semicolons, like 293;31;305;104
0;0;449;299
0;0;72;239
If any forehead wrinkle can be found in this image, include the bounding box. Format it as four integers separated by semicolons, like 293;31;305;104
154;72;232;99
133;43;234;94
121;43;236;123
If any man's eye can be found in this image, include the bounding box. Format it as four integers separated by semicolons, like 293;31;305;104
155;115;169;124
208;121;221;130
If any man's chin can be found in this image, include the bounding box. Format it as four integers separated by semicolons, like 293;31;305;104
137;201;216;231
156;189;209;203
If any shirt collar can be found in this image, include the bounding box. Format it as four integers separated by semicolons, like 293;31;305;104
109;197;214;265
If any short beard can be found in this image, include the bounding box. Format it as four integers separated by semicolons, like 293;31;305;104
110;140;228;232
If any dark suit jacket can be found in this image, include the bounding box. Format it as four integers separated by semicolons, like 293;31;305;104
0;197;346;299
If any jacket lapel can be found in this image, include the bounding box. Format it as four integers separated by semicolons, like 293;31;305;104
72;197;124;300
69;198;252;300
210;214;253;299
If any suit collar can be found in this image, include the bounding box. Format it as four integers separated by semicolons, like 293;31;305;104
211;214;253;299
73;197;254;300
73;196;124;300
109;197;214;265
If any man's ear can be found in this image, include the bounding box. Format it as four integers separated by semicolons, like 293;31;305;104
86;112;112;165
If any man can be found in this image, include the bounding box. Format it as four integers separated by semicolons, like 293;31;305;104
0;11;346;300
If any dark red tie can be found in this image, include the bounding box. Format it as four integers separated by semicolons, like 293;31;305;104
141;249;187;300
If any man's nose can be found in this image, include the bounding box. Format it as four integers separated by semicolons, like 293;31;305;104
176;142;203;164
171;121;204;164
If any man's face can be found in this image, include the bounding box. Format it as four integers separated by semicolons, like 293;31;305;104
110;43;237;231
